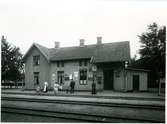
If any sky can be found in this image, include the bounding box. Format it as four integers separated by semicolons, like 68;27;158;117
0;0;167;58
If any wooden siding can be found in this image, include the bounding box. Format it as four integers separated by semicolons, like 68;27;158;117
114;69;125;91
126;70;148;91
25;47;50;89
50;61;103;91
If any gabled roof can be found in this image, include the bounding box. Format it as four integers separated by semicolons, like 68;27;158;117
22;43;50;62
34;43;50;60
23;41;131;63
93;41;130;62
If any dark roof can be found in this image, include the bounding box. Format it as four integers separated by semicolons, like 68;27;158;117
50;44;96;61
22;43;50;62
34;43;50;60
23;41;131;63
125;68;149;72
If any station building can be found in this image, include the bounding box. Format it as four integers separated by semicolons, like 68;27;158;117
23;37;148;92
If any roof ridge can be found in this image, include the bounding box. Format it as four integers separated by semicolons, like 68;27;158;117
49;41;130;49
34;42;49;49
33;43;50;62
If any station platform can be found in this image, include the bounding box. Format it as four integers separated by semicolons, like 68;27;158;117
1;88;165;101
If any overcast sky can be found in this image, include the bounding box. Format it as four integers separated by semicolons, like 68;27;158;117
0;0;166;58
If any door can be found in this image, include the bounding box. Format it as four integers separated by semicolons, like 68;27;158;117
133;75;139;91
34;72;39;88
104;70;114;90
57;71;64;85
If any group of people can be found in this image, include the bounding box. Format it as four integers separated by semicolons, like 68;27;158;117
36;79;97;95
36;81;48;93
53;79;75;95
36;79;76;95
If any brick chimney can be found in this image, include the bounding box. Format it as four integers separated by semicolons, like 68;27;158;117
79;39;85;47
55;41;60;48
97;37;102;45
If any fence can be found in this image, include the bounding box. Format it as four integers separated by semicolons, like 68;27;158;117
1;81;25;89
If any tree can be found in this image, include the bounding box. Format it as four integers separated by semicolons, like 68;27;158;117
1;36;23;83
136;23;166;87
138;23;165;72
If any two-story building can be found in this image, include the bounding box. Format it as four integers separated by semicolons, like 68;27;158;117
23;37;148;92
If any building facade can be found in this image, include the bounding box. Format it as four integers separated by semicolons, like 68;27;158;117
23;37;148;92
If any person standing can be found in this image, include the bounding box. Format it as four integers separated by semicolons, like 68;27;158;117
92;82;96;94
66;81;70;94
43;82;48;93
70;79;75;94
54;82;59;95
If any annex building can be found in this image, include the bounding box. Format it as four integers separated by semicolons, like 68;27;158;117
23;37;148;92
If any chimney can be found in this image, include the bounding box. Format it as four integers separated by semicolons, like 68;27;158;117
2;35;4;40
79;39;85;47
97;36;102;45
1;35;6;42
55;41;60;48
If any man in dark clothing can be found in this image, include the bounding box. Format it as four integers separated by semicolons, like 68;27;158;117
92;82;96;94
70;79;75;93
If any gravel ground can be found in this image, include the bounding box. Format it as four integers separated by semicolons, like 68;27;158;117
1;112;82;122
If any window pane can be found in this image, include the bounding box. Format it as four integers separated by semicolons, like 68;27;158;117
80;70;87;85
79;61;82;66
57;71;64;84
33;56;40;65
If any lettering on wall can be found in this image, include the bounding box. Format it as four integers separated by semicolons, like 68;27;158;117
74;72;78;81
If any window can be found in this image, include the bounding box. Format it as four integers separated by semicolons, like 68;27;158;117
57;71;64;85
79;60;87;67
33;55;40;66
57;61;64;67
57;62;60;67
34;72;39;85
115;70;120;77
84;60;87;66
79;61;82;66
80;70;87;85
61;62;64;67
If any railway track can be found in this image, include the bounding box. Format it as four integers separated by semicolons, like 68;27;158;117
1;106;163;123
2;95;165;110
2;94;165;122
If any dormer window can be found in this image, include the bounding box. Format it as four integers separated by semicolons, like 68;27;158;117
33;55;40;66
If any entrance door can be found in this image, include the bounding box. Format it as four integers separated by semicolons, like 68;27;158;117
133;75;139;91
34;72;39;85
104;70;114;90
57;71;64;85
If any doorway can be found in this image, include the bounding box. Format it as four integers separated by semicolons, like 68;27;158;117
104;69;114;90
57;71;64;85
133;75;140;91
